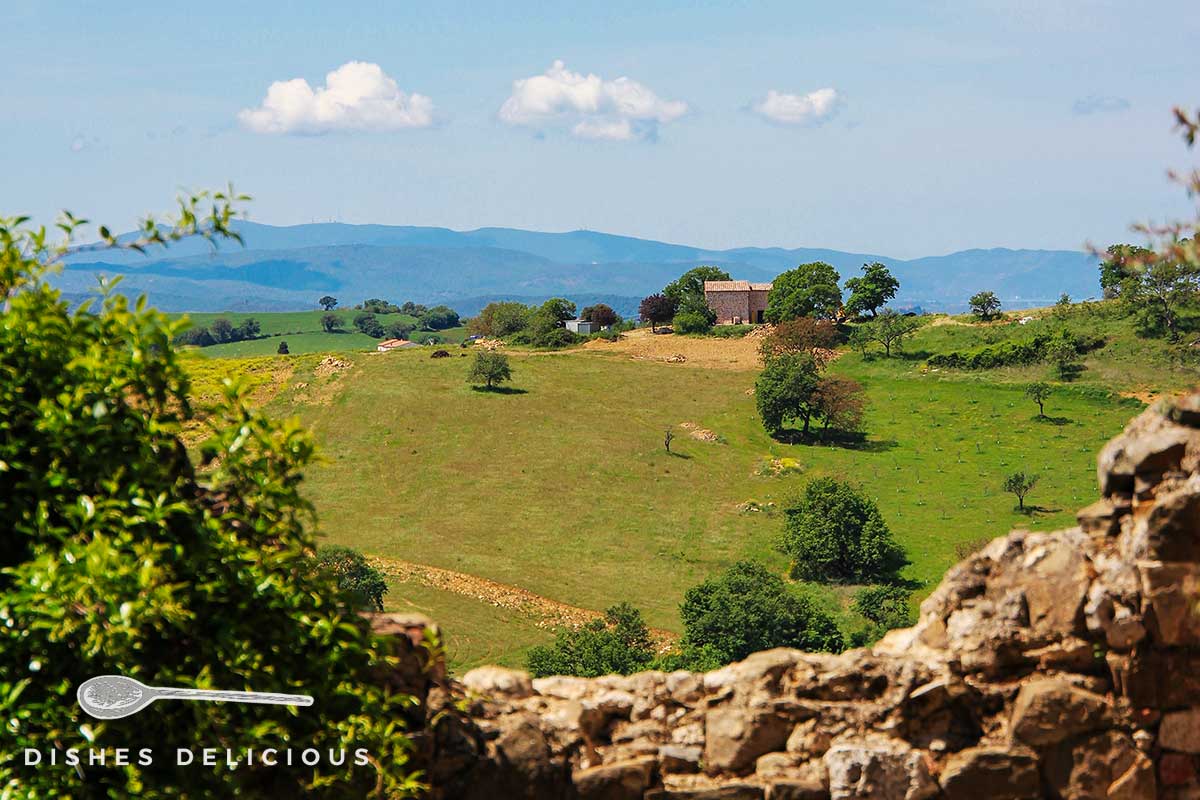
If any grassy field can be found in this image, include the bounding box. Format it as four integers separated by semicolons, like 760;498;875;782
183;303;1194;667
382;579;554;671
172;309;469;357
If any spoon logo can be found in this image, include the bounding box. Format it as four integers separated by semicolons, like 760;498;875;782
77;675;314;720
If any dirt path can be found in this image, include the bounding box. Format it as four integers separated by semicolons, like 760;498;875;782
369;555;679;649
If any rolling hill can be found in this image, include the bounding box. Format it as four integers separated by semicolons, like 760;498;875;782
57;220;1102;314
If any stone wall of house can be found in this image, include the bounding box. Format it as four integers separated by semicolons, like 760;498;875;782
377;394;1200;799
705;290;752;325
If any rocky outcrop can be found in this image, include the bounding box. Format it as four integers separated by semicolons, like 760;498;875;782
380;395;1200;798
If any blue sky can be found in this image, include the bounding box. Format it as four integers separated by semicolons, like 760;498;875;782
2;1;1196;257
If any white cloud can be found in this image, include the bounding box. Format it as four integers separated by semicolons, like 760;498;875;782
499;60;687;142
239;61;434;135
751;88;841;125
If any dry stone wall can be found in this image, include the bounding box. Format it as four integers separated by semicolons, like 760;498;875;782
377;394;1200;799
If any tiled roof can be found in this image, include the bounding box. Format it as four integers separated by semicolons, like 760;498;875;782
704;280;772;292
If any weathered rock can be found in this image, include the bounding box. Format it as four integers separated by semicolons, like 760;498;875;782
1139;560;1200;646
646;786;765;800
1009;679;1111;746
705;706;792;774
1041;730;1138;799
824;737;937;800
573;757;659;800
461;665;533;698
659;744;702;774
939;746;1040;800
1159;708;1200;754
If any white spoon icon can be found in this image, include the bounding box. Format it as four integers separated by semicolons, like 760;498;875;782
77;675;313;720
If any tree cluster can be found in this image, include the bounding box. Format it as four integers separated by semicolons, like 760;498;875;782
755;319;867;438
176;316;261;347
1101;242;1200;341
467;297;602;348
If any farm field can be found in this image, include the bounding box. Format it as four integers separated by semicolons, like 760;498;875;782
172;309;469;357
186;305;1196;670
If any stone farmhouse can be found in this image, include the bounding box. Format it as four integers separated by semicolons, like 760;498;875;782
704;280;772;325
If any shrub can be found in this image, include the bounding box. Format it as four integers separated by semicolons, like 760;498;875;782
673;310;712;334
321;312;344;332
526;603;654;678
277;339;289;354
852;585;913;628
0;200;420;797
314;546;389;612
430;349;451;359
679;561;844;665
926;331;1104;370
779;478;905;582
467;351;512;388
708;324;754;338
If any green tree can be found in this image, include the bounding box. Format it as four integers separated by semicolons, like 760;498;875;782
386;320;414;340
321;312;344;332
468;301;532;337
526;603;654;678
849;585;913;646
354;311;386;338
1003;471;1040;511
857;309;919;357
418;305;461;330
467;350;513;389
1125;255;1200;341
314;546;389;612
1025;382;1052;417
664;265;730;324
539;297;577;326
1099;244;1153;299
779;478;905;582
969;291;1001;321
843;262;899;318
277;339;289;354
679;561;844;665
765;262;843;323
754;353;821;435
639;293;678;331
0;195;420;798
1043;337;1079;380
319;295;338;311
211;316;234;342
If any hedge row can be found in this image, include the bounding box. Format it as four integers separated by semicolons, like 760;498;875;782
927;332;1104;370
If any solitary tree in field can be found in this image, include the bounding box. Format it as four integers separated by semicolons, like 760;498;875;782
664;427;675;453
639;293;678;331
319;295;338;311
969;291;1002;321
321;312;343;332
1044;337;1080;380
859;309;919;357
844;262;899;318
1025;382;1051;417
467;350;513;389
1003;471;1040;512
277;339;289;354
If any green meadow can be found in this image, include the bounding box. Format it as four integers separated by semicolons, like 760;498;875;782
188;305;1193;669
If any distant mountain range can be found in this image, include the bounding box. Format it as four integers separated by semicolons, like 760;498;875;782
55;221;1102;315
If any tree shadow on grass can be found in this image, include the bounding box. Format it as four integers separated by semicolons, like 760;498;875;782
1035;415;1072;426
666;450;693;459
1018;504;1061;516
470;385;528;395
771;429;898;452
893;349;935;362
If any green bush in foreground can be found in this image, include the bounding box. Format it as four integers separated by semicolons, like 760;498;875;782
0;197;420;798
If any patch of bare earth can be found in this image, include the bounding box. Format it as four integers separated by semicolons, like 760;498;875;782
581;328;764;371
679;422;720;442
369;555;678;651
